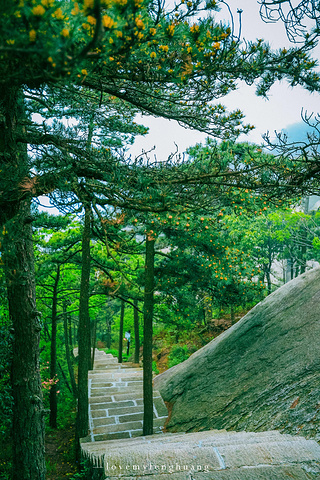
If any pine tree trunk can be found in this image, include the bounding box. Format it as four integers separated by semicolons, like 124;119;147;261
49;264;60;428
134;299;140;364
4;200;46;480
1;88;46;479
91;319;97;369
76;203;91;457
68;312;73;348
118;300;124;363
266;270;272;295
63;301;77;398
300;245;307;274
143;234;155;436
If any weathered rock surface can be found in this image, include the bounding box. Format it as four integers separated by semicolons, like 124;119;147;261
154;268;320;440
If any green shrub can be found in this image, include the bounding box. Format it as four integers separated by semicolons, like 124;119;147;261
105;348;118;358
168;346;190;368
152;361;159;374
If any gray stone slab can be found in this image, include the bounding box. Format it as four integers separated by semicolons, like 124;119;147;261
90;382;115;388
89;396;113;404
91;387;127;395
108;405;144;417
91;409;108;418
130;429;144;438
93;421;143;435
103;466;320;479
191;466;319;479
118;413;144;423
219;439;320;469
95;359;118;364
90;399;113;409
113;393;143;401
93;386;143;395
92;417;117;427
120;376;144;382
91;400;135;410
103;445;222;476
153;417;167;427
94;431;130;442
91;388;122;396
154;396;168;417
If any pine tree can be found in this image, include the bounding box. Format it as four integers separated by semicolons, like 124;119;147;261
1;2;320;477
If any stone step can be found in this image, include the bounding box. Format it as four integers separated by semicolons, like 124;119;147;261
89;391;163;405
95;359;119;365
89;394;167;418
90;384;143;396
91;412;167;428
81;429;320;478
89;368;143;376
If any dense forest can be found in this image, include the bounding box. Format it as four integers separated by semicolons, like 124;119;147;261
1;0;320;479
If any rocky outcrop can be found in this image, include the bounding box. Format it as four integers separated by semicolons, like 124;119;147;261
154;268;320;440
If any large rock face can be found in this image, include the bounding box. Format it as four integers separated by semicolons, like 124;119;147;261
154;268;320;440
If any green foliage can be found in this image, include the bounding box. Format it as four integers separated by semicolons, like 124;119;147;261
152;360;159;374
168;346;191;368
105;348;118;357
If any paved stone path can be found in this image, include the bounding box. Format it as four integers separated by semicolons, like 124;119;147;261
80;351;320;479
83;350;168;442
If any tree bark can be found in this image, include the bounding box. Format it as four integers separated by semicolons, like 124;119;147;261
118;300;124;363
134;299;140;364
4;200;46;480
266;269;272;295
63;301;77;398
143;234;155;436
76;203;91;457
91;318;98;370
49;264;60;428
1;88;46;479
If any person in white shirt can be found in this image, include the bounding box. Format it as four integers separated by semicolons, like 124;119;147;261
125;330;131;355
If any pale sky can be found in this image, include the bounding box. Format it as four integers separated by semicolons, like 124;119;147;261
128;0;320;161
38;0;320;212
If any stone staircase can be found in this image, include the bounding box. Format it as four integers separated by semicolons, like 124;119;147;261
80;350;320;479
83;350;168;442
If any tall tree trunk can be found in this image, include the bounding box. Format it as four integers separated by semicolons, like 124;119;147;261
68;311;73;348
266;269;272;295
4;201;46;480
1;88;46;479
143;234;155;436
118;300;124;363
49;264;61;428
76;203;91;458
133;299;140;364
91;318;98;369
63;301;77;398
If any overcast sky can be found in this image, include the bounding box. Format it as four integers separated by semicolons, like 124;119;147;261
128;0;320;161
